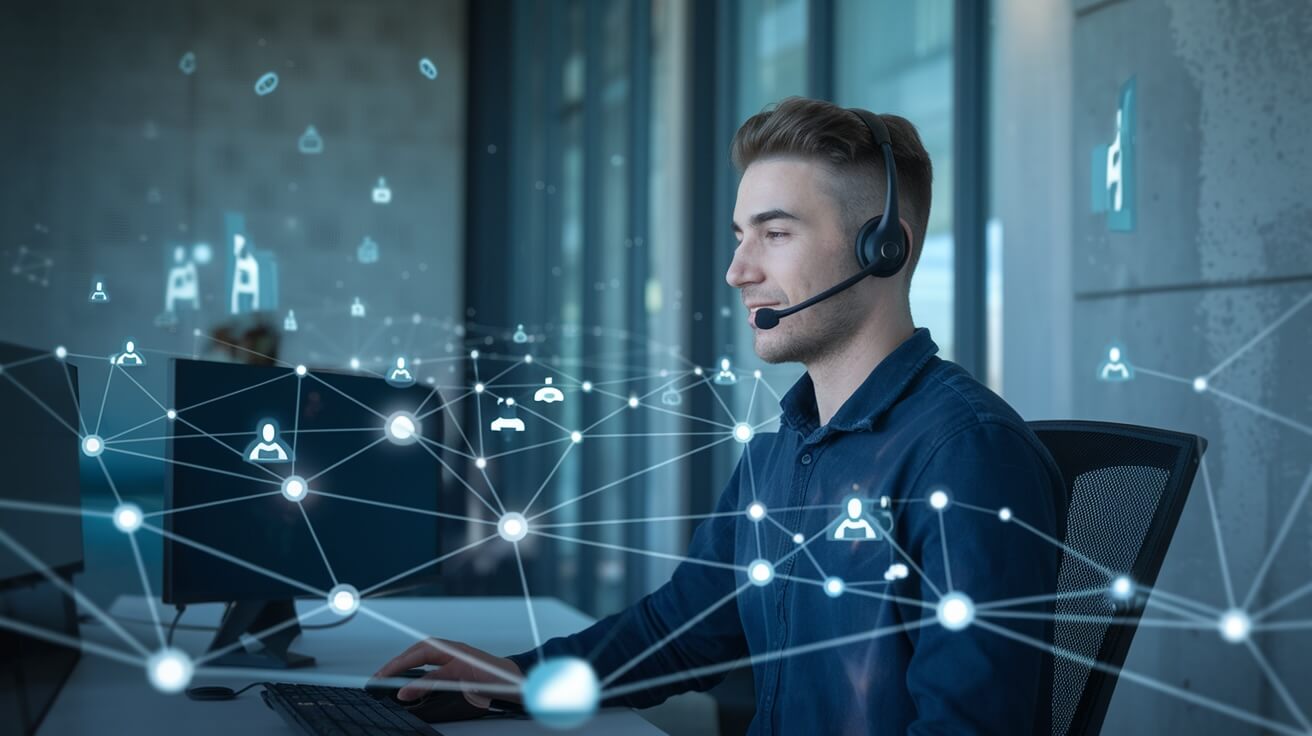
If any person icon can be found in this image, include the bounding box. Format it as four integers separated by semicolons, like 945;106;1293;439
533;376;564;403
1097;346;1133;382
713;356;737;385
164;245;199;313
284;310;298;332
245;419;293;464
350;298;366;318
230;233;260;314
89;280;110;303
832;497;877;541
387;357;415;387
113;339;146;367
512;324;528;344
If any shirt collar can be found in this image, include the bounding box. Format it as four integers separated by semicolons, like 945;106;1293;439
779;327;940;440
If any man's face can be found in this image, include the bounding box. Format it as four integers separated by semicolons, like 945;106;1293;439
727;157;868;365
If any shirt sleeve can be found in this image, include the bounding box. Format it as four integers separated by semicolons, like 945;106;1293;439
505;450;751;709
896;421;1064;735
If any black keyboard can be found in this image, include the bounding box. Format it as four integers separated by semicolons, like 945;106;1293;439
261;682;444;735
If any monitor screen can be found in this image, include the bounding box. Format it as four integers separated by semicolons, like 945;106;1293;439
164;359;445;604
0;341;83;586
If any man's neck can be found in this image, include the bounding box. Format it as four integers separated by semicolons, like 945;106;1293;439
805;310;915;426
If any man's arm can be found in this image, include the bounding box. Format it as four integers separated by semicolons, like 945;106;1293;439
896;421;1064;735
506;451;752;709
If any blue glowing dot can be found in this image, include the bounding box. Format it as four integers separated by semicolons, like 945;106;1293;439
522;657;599;730
254;71;279;96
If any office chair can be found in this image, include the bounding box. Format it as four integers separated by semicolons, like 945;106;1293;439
1026;420;1207;736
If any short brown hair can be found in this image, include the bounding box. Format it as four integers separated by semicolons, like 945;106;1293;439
730;96;934;281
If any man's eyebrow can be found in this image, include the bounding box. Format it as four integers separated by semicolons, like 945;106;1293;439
731;208;801;232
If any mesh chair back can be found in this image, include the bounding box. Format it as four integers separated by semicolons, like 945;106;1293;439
1027;420;1206;736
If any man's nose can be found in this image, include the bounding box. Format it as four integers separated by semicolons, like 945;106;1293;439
725;241;763;289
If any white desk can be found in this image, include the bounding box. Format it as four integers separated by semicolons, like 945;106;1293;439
39;596;717;735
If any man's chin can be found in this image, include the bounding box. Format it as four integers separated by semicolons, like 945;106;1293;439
751;332;796;365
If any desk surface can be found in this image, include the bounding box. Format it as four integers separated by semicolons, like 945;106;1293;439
39;595;673;735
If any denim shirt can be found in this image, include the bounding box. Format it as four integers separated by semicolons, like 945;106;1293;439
510;328;1067;734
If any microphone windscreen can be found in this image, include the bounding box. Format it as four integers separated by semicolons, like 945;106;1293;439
754;308;780;330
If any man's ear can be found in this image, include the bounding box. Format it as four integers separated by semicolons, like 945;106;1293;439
898;218;917;273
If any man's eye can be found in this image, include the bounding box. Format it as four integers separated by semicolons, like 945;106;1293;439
766;231;787;240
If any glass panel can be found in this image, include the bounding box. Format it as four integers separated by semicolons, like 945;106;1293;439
834;0;955;358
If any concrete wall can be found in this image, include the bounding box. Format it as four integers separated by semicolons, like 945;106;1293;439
1002;0;1312;731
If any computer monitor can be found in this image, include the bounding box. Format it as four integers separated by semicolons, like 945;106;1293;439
164;358;445;668
0;340;83;735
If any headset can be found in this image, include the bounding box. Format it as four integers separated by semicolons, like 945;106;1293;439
753;108;909;330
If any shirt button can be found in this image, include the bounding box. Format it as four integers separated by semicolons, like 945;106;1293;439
800;453;812;465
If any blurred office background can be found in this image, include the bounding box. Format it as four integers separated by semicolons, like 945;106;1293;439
1;0;1310;733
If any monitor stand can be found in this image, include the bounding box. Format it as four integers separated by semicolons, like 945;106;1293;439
204;599;316;669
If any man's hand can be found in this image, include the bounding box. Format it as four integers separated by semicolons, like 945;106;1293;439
374;638;524;705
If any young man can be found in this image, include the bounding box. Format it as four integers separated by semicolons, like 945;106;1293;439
376;97;1066;733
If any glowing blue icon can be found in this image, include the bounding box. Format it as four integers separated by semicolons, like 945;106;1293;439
178;51;196;76
112;339;146;367
157;244;200;326
284;310;298;332
713;356;737;385
512;324;528;344
491;398;526;433
1091;76;1136;231
522;657;599;730
1097;345;1134;382
534;377;564;404
88;277;110;303
418;57;438;80
371;177;392;204
245;418;293;464
298;125;323;154
387;357;415;388
350;297;365;318
830;496;892;543
225;212;279;315
254;71;279;96
661;388;682;406
357;236;379;264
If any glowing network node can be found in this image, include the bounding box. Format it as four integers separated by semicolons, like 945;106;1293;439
1192;376;1208;393
753;369;762;379
146;648;194;694
522;657;599;730
824;577;845;598
112;503;143;533
581;381;593;392
733;423;753;443
470;350;480;359
998;507;1012;522
1218;609;1251;644
524;354;534;364
474;382;486;394
475;457;487;469
498;512;528;542
627;395;639;409
281;475;308;503
81;434;104;457
350;357;361;370
693;367;703;377
928;489;950;511
792;533;804;544
295;364;307;376
166;409;177;420
54;345;67;359
192;328;202;337
746;502;766;522
936;592;975;631
385;412;420;445
1109;575;1134;601
570;431;583;444
328;584;360;616
747;559;774;586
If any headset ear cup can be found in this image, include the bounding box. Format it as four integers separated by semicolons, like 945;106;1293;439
854;215;883;268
